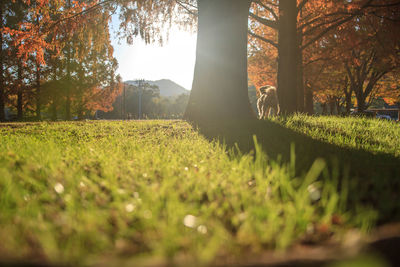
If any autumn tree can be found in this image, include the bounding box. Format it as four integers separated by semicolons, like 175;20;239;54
249;0;400;114
314;4;400;113
376;72;400;107
119;0;256;121
6;0;399;123
3;0;255;123
344;18;400;112
1;0;122;120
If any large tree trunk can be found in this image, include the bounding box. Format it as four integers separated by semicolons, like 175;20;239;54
184;0;254;123
66;47;72;120
51;101;57;121
345;94;352;114
51;65;58;121
297;14;304;113
329;98;336;115
277;0;298;114
35;63;41;120
344;87;352;115
355;88;366;112
304;84;314;115
0;4;5;121
17;61;23;120
297;46;304;112
65;0;72;121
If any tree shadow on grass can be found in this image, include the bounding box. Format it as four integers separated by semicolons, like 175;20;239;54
193;118;400;266
193;118;400;224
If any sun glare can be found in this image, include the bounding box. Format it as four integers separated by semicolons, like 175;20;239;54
112;27;197;89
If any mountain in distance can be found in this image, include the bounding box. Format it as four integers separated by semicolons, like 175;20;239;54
125;79;190;97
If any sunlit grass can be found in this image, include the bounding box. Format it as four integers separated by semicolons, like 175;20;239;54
0;119;397;266
274;114;400;157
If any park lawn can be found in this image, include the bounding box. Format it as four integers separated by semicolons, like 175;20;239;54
0;118;399;266
275;114;400;157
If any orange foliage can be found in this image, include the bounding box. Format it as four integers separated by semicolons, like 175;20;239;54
1;0;103;65
248;0;400;108
85;81;123;113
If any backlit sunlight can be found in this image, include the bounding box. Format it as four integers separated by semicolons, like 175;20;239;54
111;27;197;89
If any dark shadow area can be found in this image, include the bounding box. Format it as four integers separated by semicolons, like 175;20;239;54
367;236;400;267
193;118;400;224
0;263;58;267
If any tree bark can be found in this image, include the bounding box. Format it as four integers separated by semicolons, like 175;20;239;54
66;46;72;120
355;91;366;112
335;98;341;115
0;4;5;121
65;0;72;120
51;101;57;121
345;93;352;114
343;83;352;115
329;98;336;115
184;0;254;123
35;63;41;120
297;10;305;113
277;0;298;114
17;61;23;120
51;65;58;121
322;103;327;115
304;84;314;114
297;46;304;112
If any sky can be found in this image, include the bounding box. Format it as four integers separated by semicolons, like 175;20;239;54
110;19;197;90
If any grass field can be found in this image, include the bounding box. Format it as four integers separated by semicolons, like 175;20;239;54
0;117;399;266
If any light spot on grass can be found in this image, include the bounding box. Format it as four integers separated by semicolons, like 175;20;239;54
79;182;86;188
238;212;247;222
125;203;135;213
265;186;272;199
64;194;72;202
184;167;189;171
183;215;197;228
306;223;315;235
117;189;125;195
197;225;207;234
54;183;64;194
307;184;321;201
115;239;128;250
142;173;148;178
143;210;152;219
248;179;256;187
343;229;363;252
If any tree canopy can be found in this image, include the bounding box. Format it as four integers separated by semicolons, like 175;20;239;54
1;0;399;121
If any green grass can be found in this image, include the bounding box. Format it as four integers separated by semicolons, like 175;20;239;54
0;118;399;266
275;114;400;157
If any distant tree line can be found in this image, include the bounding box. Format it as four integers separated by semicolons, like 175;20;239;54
99;83;190;120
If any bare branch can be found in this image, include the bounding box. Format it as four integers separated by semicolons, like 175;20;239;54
365;1;400;8
248;30;278;48
249;12;278;29
301;15;355;51
253;0;278;21
175;0;198;16
297;0;309;14
47;0;114;31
